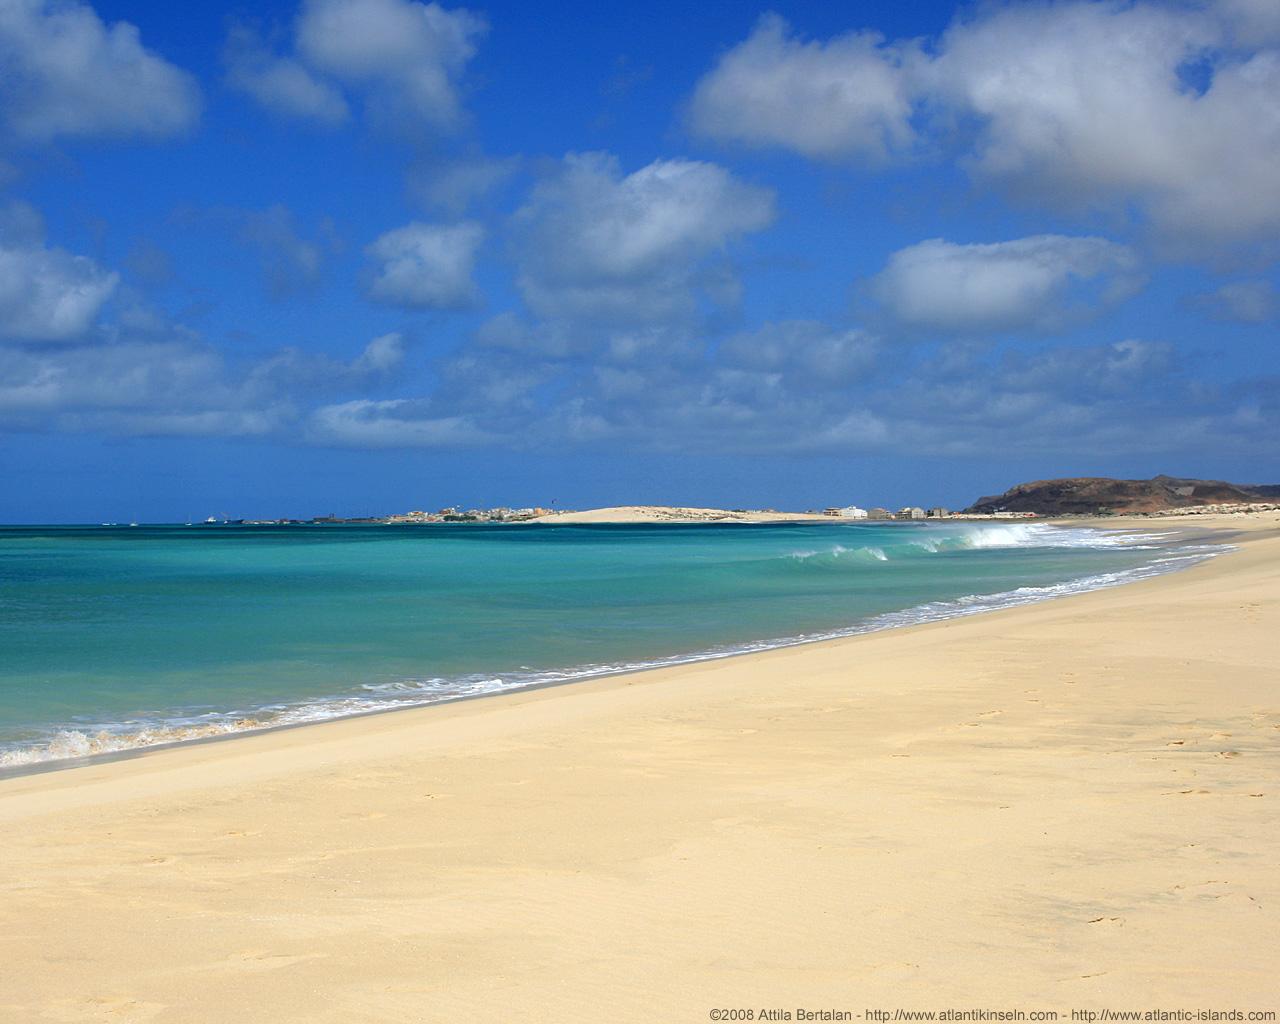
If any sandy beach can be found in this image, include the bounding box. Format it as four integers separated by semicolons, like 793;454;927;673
1;512;1277;1022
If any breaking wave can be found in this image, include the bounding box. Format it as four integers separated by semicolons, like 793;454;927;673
781;522;1167;566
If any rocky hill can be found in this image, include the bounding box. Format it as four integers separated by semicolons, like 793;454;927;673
965;475;1278;515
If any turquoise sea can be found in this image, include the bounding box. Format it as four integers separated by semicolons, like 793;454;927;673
0;519;1217;768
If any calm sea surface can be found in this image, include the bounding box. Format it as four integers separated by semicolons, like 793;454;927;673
0;520;1215;767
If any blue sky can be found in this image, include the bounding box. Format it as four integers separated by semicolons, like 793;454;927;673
1;0;1277;522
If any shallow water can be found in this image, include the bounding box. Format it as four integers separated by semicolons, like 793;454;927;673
0;519;1216;766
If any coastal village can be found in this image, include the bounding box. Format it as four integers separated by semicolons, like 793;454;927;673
384;505;985;523
822;505;950;520
234;504;1038;526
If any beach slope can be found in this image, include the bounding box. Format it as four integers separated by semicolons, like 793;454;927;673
1;514;1277;1022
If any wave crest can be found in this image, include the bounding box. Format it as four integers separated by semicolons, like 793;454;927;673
783;522;1165;564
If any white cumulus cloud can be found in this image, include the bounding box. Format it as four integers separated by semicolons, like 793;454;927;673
928;2;1280;246
687;3;1280;247
867;235;1142;334
223;24;349;126
364;221;484;309
0;203;119;342
0;0;200;145
688;13;920;162
353;331;406;372
512;152;775;323
228;0;484;133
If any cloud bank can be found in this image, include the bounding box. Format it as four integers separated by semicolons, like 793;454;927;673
689;3;1280;247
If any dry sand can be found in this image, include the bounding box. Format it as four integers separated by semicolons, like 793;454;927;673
1;513;1277;1022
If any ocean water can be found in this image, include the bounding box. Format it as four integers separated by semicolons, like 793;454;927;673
0;519;1218;768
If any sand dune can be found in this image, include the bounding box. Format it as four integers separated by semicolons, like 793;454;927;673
1;513;1277;1022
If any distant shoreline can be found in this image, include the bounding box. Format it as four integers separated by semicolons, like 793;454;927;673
6;500;1279;529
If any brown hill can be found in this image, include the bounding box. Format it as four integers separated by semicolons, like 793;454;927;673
965;475;1276;515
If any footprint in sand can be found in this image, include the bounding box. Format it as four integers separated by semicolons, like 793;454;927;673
227;950;326;971
1171;880;1230;899
44;995;167;1022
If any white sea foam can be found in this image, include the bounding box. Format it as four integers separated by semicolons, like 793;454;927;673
0;525;1225;770
790;543;887;562
782;522;1167;564
927;522;1167;550
0;718;256;767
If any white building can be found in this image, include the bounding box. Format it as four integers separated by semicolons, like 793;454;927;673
823;506;868;518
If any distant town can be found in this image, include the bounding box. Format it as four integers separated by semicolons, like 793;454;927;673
209;504;1039;527
816;505;1031;521
218;506;556;526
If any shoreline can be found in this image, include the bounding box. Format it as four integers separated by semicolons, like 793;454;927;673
2;511;1277;1017
0;519;1229;778
4;517;1258;796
